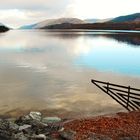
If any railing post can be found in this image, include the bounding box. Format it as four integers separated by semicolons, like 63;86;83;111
107;82;109;94
127;86;130;108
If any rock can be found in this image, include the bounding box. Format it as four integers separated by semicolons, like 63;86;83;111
31;134;46;140
0;119;9;130
13;132;29;140
16;112;42;126
9;122;19;133
19;125;31;131
0;119;19;139
15;115;32;125
29;112;42;121
42;117;61;124
60;130;76;140
58;127;65;132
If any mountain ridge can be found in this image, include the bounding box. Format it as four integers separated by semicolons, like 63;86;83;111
20;18;85;29
20;13;140;30
110;13;140;23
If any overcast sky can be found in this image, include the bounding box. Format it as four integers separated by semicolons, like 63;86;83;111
0;0;140;28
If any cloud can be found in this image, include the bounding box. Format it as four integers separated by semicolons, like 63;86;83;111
0;0;75;27
0;0;71;10
0;0;139;27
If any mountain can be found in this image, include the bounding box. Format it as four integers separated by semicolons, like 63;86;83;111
20;18;85;29
20;13;140;30
20;24;36;29
40;22;140;30
0;23;9;32
85;13;140;24
110;13;140;23
85;18;112;23
84;19;99;23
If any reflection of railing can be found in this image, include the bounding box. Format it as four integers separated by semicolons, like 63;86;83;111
91;79;140;111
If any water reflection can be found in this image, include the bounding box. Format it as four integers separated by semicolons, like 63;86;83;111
102;33;140;46
0;30;140;118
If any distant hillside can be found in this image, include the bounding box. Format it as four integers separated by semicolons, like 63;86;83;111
110;13;140;23
40;22;140;30
20;18;85;29
20;24;36;29
20;13;140;30
0;23;9;32
85;18;112;23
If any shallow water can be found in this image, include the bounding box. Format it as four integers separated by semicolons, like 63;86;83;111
0;30;140;118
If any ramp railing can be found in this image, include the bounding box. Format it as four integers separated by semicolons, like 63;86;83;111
91;79;140;111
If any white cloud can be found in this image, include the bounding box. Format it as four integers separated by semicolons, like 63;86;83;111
73;0;140;19
0;0;139;27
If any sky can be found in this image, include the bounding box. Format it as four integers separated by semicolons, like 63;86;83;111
0;0;140;28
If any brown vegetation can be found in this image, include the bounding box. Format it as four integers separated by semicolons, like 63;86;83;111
64;111;140;140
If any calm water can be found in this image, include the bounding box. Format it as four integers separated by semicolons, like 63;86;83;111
0;30;140;118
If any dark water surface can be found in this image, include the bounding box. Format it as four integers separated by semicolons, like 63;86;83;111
0;30;140;118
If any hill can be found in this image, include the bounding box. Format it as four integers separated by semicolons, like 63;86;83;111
20;18;85;29
38;22;140;30
110;13;140;23
85;18;112;23
0;23;9;32
19;13;140;30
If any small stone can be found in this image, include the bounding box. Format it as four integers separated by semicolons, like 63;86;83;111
9;122;19;132
60;130;76;140
19;125;31;131
15;115;32;125
58;127;65;132
42;117;61;124
29;112;42;121
0;119;9;130
31;134;46;140
14;132;29;140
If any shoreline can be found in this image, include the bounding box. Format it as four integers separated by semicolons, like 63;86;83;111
0;110;139;140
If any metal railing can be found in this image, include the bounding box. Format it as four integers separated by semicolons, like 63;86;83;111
91;79;140;111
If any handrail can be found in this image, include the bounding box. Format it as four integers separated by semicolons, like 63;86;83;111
91;79;140;111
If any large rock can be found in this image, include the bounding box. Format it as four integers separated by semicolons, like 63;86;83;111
16;112;42;125
29;112;42;121
0;119;19;139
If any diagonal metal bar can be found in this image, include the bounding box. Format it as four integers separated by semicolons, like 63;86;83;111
91;79;140;111
91;80;131;111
